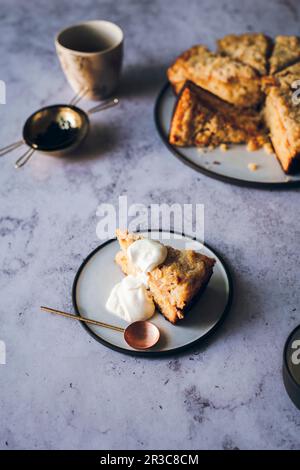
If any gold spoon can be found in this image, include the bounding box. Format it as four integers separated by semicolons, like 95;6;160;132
40;306;160;350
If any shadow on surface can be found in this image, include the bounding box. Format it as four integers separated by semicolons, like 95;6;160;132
63;122;120;162
61;62;170;163
117;62;170;98
185;264;264;358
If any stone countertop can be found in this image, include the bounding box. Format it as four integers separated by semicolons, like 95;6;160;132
1;0;300;450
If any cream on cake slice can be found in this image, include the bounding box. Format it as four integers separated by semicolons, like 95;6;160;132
115;229;215;324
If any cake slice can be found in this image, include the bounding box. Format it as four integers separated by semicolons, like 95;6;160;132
167;45;263;107
169;81;266;149
261;62;300;95
264;72;300;174
275;61;300;89
115;229;215;324
217;33;271;75
269;35;300;74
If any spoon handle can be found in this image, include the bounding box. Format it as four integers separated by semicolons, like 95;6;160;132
0;140;24;157
69;87;89;106
14;148;35;169
88;98;119;115
40;306;125;333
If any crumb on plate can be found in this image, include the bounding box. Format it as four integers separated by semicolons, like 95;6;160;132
220;143;229;152
248;162;259;171
263;142;274;155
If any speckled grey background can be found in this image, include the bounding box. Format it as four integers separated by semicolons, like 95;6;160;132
1;0;300;451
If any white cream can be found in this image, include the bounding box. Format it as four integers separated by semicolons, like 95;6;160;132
106;238;167;323
106;274;155;323
127;238;168;273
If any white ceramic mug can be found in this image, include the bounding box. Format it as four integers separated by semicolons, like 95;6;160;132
55;20;123;100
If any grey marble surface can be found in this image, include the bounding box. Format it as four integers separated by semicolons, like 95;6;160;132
1;0;300;450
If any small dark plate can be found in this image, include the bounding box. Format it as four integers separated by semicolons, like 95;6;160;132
23;104;89;152
72;230;233;357
283;324;300;409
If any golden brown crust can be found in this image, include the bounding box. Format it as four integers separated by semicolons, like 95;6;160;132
115;229;142;252
275;61;300;89
264;84;300;174
269;35;300;74
217;33;271;75
167;44;263;107
115;229;215;324
169;81;266;148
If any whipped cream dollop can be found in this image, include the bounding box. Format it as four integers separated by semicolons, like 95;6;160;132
127;239;168;273
106;274;155;323
106;238;167;323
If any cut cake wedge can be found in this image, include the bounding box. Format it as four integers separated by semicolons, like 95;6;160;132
217;32;271;75
169;81;266;149
115;229;215;324
167;45;263;107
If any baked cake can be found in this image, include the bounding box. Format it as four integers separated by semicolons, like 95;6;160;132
115;229;215;324
269;35;300;75
167;34;300;175
169;81;266;149
264;62;300;174
217;33;271;75
167;45;263;107
275;61;300;89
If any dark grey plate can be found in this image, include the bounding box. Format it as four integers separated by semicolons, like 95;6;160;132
72;230;233;357
155;83;300;188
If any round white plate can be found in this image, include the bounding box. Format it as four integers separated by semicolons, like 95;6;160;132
155;83;300;188
72;231;232;356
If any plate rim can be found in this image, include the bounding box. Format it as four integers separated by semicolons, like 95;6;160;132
283;324;300;391
72;229;233;357
154;82;300;189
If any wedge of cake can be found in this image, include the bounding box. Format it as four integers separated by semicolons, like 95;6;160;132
275;61;300;89
264;70;300;174
217;33;271;75
269;35;300;74
169;81;266;149
167;45;263;107
115;229;215;324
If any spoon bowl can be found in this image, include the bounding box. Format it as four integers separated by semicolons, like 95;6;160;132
124;321;160;350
